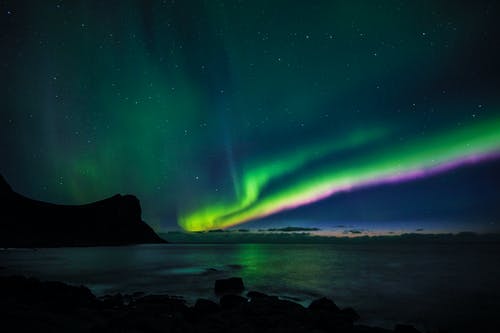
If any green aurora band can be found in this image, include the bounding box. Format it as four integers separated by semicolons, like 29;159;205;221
179;116;500;231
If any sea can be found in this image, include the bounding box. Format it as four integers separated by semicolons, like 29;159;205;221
1;242;500;332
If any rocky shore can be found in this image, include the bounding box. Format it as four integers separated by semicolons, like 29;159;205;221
0;275;422;333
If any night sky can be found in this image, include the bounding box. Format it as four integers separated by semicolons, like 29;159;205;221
1;1;500;233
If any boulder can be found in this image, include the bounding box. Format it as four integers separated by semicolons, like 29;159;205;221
100;293;125;308
214;277;244;294
220;294;247;309
0;275;97;310
194;298;220;314
352;325;393;332
308;297;340;312
394;324;421;333
341;307;360;321
133;294;188;314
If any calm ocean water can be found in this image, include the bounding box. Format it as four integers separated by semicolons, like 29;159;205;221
1;243;500;332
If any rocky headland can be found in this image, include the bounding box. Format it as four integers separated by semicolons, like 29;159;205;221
0;175;166;247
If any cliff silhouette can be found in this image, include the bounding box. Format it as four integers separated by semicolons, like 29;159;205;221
0;175;166;247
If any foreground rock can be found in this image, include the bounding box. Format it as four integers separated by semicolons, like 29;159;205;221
0;275;421;333
0;175;166;247
214;277;245;294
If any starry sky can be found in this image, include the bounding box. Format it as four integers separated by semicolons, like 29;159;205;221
1;0;500;233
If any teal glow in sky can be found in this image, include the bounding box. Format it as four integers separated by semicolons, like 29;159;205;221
1;1;500;232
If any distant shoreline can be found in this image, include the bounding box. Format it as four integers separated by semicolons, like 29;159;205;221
159;231;500;244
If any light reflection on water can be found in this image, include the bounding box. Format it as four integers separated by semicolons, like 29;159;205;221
1;243;500;332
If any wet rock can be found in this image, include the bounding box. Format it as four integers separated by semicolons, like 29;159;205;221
100;293;124;308
308;297;340;312
133;294;188;314
245;294;303;318
194;298;220;314
122;294;133;305
214;277;244;294
132;291;145;298
341;307;361;321
220;294;247;309
394;324;421;333
0;275;97;310
353;325;393;332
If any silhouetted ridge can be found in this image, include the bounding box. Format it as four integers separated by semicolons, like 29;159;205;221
0;174;13;195
0;175;166;247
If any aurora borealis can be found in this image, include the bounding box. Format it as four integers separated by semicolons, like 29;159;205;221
180;119;500;231
2;1;500;232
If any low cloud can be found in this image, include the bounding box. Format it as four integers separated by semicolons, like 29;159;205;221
266;227;320;232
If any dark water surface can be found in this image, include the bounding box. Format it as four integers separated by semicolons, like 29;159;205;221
1;243;500;332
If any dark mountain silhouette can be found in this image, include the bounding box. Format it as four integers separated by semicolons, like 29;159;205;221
0;175;166;247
